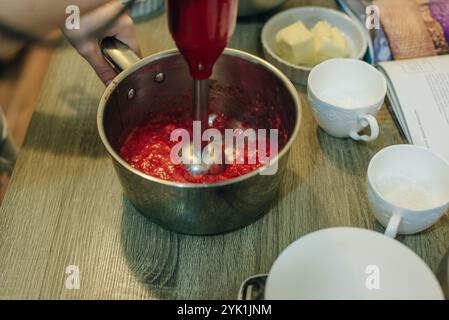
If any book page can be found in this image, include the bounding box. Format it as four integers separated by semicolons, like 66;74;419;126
378;55;449;161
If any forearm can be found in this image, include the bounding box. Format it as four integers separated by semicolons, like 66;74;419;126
0;0;140;84
0;0;111;37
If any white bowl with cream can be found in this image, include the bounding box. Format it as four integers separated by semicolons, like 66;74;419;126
308;58;387;142
367;144;449;237
261;7;367;85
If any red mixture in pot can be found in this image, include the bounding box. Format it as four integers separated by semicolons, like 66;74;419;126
120;107;274;183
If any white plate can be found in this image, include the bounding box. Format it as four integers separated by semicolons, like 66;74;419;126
261;7;367;85
265;227;444;299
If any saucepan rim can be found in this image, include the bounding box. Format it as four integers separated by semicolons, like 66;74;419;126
97;48;302;189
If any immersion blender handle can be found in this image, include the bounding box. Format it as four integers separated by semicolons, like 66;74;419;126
100;37;141;73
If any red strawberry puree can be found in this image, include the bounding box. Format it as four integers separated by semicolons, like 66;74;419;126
120;107;273;183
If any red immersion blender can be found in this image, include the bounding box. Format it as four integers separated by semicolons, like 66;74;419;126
167;0;238;175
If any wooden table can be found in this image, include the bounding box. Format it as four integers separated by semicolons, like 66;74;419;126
1;0;448;299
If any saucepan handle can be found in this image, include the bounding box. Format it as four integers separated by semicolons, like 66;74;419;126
237;274;268;300
100;37;141;73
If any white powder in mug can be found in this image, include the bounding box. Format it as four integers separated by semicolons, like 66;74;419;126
319;90;363;109
377;176;437;210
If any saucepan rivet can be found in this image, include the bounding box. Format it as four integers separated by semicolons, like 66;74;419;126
127;88;135;100
154;72;165;83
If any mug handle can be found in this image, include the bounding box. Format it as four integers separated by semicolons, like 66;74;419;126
349;114;379;142
384;213;402;238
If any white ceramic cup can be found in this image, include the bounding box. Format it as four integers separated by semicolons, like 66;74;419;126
262;227;443;299
367;145;449;238
308;59;387;142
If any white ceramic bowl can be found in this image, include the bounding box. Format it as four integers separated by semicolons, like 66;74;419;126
261;7;367;85
265;227;444;299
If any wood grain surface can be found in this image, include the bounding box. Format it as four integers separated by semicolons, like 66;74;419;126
1;0;448;299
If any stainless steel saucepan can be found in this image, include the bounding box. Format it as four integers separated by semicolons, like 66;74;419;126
97;38;301;235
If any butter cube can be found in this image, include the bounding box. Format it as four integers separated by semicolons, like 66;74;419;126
276;21;315;65
312;21;349;63
330;27;350;57
311;21;333;64
312;21;333;39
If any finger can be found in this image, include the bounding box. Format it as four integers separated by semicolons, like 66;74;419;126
116;32;142;58
113;15;142;58
78;41;117;85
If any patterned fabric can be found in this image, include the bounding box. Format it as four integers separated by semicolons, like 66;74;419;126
420;0;449;55
374;0;437;59
429;0;449;44
337;0;449;62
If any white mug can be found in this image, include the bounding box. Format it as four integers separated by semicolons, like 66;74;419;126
239;227;444;299
367;145;449;238
307;59;387;142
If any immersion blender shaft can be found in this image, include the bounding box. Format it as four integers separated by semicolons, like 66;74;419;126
193;79;209;133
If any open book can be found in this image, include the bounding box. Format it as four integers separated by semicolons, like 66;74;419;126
337;0;449;161
378;56;449;161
